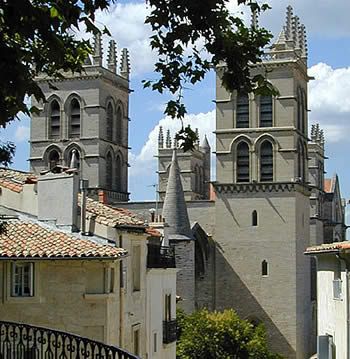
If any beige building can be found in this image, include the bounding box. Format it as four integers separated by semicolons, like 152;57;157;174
0;167;177;359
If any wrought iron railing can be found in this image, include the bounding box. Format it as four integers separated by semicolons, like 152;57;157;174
0;321;139;359
163;320;177;344
147;244;176;269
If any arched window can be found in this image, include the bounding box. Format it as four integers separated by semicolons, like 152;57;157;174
69;98;81;138
252;210;258;226
116;106;123;145
106;103;113;142
49;100;60;138
297;142;306;182
236;93;249;128
115;155;122;192
68;148;80;170
262;260;269;276
106;152;113;189
260;141;273;182
48;149;60;169
260;96;272;127
236;141;250;183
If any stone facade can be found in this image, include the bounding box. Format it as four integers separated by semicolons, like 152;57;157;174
29;34;130;202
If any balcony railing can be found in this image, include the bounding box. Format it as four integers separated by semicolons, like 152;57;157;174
147;244;176;269
0;320;139;359
163;320;177;344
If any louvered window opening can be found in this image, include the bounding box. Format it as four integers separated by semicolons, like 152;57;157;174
70;99;81;137
260;141;273;182
236;94;249;128
116;107;122;145
115;156;122;192
237;142;249;183
50;101;60;138
106;103;113;142
260;96;272;127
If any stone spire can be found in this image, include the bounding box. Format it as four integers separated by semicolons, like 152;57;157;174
251;8;258;29
166;129;172;148
92;32;103;66
120;48;130;80
107;40;117;73
292;16;300;48
158;126;164;148
285;5;293;40
201;135;210;150
299;23;308;60
162;150;192;239
173;135;178;149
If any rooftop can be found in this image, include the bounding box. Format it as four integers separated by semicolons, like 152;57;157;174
305;241;350;255
0;218;127;260
0;167;37;193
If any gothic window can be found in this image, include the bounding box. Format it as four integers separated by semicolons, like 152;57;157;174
236;93;249;128
260;141;273;182
106;103;113;142
297;87;303;133
262;260;269;276
116;106;123;145
260;96;273;127
106;152;113;189
252;210;258;226
48;149;60;170
115;154;122;192
69;98;81;138
236;141;250;183
49;100;60;138
68;148;80;170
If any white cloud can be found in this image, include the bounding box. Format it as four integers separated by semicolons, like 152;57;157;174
15;126;30;143
308;63;350;143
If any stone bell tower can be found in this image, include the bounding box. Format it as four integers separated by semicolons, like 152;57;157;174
29;33;131;202
213;6;313;358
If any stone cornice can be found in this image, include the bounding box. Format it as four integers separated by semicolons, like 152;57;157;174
213;181;311;195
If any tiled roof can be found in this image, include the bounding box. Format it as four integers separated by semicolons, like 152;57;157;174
305;241;350;254
0;220;127;259
0;168;37;193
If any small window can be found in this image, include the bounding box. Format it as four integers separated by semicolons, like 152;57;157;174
106;103;113;142
132;246;141;292
236;142;250;183
48;150;60;170
260;141;273;182
133;328;140;356
164;294;172;321
252;210;258;226
262;260;268;277
110;268;115;293
69;98;81;138
260;96;272;127
12;262;34;297
49;100;60;138
153;332;158;353
236;93;249;128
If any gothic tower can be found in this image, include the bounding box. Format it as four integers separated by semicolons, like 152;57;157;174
29;34;130;202
213;6;313;358
157;127;211;201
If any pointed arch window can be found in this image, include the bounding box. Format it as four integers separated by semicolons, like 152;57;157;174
260;141;273;182
106;152;113;189
106;103;113;142
69;99;81;138
115;155;122;192
252;210;258;226
236;142;250;183
116;106;123;145
260;96;272;127
262;260;269;276
49;100;60;138
236;93;249;128
48;149;60;170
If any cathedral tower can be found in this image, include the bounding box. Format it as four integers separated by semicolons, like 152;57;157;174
29;34;130;202
157;127;211;201
214;6;313;358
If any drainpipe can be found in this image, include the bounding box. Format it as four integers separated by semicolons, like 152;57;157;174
337;253;350;359
119;234;124;348
80;179;89;235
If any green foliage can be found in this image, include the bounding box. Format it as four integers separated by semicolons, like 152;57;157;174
176;308;283;359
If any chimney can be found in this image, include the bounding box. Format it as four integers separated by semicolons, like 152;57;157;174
37;171;79;230
98;190;108;204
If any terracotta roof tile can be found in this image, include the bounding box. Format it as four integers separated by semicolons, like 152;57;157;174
0;168;37;193
305;241;350;254
0;220;127;259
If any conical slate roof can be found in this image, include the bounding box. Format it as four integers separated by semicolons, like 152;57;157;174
162;150;193;240
201;135;210;150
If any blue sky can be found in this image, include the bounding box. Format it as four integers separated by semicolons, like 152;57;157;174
2;0;350;217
